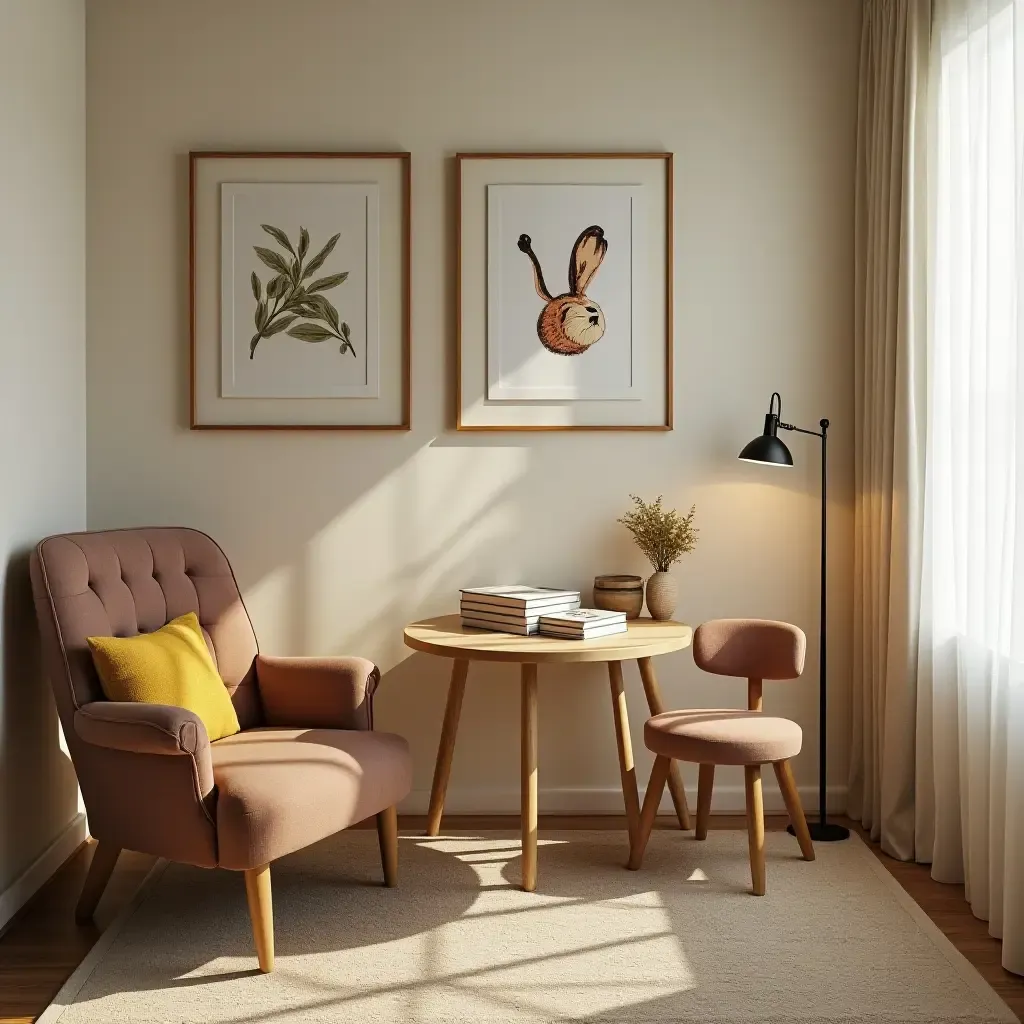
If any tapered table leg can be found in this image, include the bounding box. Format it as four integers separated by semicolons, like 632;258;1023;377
425;659;469;836
637;656;692;829
521;663;538;892
608;660;642;846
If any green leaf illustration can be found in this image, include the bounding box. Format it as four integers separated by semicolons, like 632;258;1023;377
307;272;349;294
260;224;295;255
304;293;341;333
250;272;261;300
298;227;309;260
302;233;340;279
264;315;299;337
254;299;268;331
287;323;334;343
254;246;290;275
341;322;356;356
289;256;302;286
266;274;290;300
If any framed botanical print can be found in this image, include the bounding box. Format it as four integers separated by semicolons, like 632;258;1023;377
457;152;673;430
190;151;410;429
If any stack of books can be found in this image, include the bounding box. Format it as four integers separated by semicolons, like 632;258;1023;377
538;608;628;640
460;586;581;635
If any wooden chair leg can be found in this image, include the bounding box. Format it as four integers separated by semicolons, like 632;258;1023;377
377;805;399;887
744;764;766;896
773;759;815;861
695;763;715;840
627;754;672;870
75;842;121;924
244;864;274;973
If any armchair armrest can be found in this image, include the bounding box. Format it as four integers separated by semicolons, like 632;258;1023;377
75;701;213;795
256;654;380;730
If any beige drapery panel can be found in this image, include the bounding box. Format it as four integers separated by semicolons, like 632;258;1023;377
849;0;929;862
853;0;1024;976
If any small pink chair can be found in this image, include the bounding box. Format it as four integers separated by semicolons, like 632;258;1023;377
628;618;815;895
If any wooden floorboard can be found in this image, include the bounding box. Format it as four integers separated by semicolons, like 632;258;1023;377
0;816;1020;1022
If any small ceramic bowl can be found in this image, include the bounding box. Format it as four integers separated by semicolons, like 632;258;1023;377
593;575;644;619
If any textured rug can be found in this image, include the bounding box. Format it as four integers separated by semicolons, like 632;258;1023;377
40;830;1014;1023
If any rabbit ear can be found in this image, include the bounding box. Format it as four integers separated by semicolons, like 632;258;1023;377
518;233;553;301
568;226;607;295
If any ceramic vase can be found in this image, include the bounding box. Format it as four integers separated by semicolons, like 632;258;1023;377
645;571;677;621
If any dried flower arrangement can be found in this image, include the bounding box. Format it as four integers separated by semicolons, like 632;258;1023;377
617;495;698;573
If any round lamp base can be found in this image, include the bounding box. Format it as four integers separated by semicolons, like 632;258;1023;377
789;821;851;843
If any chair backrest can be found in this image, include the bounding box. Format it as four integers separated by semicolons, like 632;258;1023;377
693;618;806;682
30;528;261;734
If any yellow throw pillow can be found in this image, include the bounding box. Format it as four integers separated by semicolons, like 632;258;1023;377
87;612;240;742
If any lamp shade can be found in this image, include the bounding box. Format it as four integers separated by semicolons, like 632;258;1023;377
738;395;794;466
739;430;793;466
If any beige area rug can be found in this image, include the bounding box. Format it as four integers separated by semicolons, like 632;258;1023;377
40;830;1014;1024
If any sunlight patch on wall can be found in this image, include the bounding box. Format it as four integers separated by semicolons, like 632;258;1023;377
242;444;529;669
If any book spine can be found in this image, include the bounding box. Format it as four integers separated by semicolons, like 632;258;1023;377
460;595;580;611
460;605;580;619
459;605;546;623
539;626;629;638
461;619;538;635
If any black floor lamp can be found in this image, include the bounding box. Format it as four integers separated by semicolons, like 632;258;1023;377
738;391;849;842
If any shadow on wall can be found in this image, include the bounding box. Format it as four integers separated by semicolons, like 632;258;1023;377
0;550;80;892
184;423;845;814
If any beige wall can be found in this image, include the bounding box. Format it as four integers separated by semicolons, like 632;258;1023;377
0;0;87;901
86;0;860;814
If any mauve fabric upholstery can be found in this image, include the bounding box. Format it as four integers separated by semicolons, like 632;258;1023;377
212;728;412;869
257;655;379;731
645;710;803;765
76;700;212;766
30;527;412;872
692;618;806;680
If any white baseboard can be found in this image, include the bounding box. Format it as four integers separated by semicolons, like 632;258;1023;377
0;812;88;935
400;785;847;817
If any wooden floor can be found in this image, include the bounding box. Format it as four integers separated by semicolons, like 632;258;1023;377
0;815;1020;1023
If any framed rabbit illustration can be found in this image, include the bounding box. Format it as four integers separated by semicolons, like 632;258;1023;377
457;152;673;430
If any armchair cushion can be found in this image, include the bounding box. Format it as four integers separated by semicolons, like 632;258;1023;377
211;727;412;869
256;654;379;730
88;612;240;741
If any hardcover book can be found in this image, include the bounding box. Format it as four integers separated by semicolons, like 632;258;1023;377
539;608;627;628
461;586;581;610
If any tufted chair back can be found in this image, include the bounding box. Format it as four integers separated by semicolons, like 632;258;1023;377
30;528;261;733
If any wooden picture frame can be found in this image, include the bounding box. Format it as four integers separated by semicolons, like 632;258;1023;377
189;151;411;430
456;152;673;431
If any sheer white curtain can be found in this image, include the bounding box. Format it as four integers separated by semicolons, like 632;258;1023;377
919;0;1024;976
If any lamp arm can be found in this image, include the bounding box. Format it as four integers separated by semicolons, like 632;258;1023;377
779;418;829;439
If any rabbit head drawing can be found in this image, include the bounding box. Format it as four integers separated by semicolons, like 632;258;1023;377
517;225;608;355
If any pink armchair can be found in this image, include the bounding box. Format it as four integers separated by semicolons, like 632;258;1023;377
30;527;411;973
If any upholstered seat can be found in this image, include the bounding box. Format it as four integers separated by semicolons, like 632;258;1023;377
30;527;412;973
644;710;803;766
212;728;412;869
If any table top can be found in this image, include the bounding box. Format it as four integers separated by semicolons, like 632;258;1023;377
403;614;692;664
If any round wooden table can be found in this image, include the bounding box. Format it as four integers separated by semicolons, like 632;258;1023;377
403;614;693;891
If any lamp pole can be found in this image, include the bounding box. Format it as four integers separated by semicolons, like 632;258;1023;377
740;395;849;842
